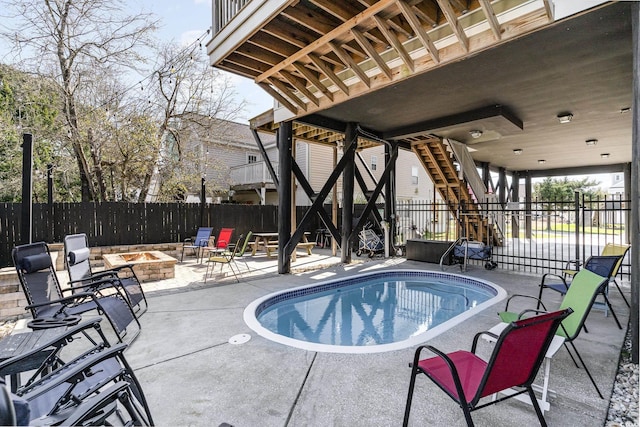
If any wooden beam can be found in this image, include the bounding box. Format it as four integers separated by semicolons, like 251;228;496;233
282;7;340;37
257;82;299;114
309;0;362;22
308;53;350;95
280;70;321;107
256;0;399;83
262;18;316;49
478;0;501;40
268;77;308;111
292;62;334;101
329;41;371;87
248;32;299;57
351;28;393;79
436;0;469;51
373;15;415;72
396;0;440;64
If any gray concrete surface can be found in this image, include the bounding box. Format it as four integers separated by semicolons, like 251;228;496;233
125;252;629;427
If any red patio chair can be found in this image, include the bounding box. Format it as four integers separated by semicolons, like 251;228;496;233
403;308;572;427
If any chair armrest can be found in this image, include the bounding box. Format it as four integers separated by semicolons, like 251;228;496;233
471;331;499;352
25;291;98;311
62;277;125;296
411;345;468;404
68;270;117;285
502;293;546;312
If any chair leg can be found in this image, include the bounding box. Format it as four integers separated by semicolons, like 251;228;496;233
603;294;623;330
527;386;548;427
562;342;581;369
536;284;545;310
612;279;630;307
403;368;419;427
568;341;603;399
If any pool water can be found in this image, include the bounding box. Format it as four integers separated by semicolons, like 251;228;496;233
245;270;505;353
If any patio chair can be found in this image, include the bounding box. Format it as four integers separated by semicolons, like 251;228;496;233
536;255;623;329
12;242;140;344
499;268;613;399
205;234;244;283
180;227;213;262
0;318;110;394
4;340;154;426
403;308;572;427
211;227;235;252
64;233;148;317
560;243;631;308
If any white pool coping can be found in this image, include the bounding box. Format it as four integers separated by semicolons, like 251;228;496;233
243;269;507;354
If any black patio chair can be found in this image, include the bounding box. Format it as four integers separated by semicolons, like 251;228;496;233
536;255;624;329
1;336;153;426
64;233;148;317
12;242;141;344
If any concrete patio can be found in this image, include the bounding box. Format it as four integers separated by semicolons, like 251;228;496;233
115;251;630;426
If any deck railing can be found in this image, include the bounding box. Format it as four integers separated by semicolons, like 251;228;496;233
213;0;251;34
230;161;279;185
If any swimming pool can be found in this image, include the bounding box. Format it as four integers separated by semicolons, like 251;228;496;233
244;269;506;353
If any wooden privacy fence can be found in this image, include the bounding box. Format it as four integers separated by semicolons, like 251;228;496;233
0;202;307;268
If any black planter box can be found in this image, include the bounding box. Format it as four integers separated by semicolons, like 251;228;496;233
406;239;453;264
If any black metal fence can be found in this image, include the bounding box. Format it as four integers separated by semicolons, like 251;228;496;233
0;202;321;268
396;194;631;279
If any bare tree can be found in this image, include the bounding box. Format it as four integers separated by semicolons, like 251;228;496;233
139;42;245;202
1;0;158;201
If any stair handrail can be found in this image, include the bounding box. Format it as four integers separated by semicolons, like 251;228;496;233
443;138;504;242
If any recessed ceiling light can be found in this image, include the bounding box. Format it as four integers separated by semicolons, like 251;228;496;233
585;139;598;146
469;130;483;139
557;113;573;124
513;149;523;155
601;153;610;159
538;159;546;164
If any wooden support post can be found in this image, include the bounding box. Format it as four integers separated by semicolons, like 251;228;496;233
278;122;293;274
342;123;357;263
498;167;507;208
384;143;395;251
332;146;338;256
525;173;532;239
511;172;520;237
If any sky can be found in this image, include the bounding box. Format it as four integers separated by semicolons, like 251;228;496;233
133;0;273;122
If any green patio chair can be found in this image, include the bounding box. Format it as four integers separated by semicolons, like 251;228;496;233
498;268;612;399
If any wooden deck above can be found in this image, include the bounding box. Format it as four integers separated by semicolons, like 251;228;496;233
209;0;554;120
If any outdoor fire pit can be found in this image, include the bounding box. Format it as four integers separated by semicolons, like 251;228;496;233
102;251;177;282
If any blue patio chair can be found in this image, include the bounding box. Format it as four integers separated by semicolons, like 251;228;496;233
181;227;214;262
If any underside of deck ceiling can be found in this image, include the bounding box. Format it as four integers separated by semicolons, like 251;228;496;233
216;1;631;173
214;0;554;117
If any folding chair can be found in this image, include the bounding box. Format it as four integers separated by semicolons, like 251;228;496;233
4;341;153;426
64;233;148;317
537;255;623;329
403;309;572;427
561;243;631;308
205;235;243;283
180;227;214;262
12;242;141;344
499;268;614;399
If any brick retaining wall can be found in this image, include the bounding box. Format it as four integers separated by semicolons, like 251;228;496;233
0;242;183;322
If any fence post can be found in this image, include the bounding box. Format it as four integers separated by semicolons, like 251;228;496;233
21;133;33;244
574;191;581;262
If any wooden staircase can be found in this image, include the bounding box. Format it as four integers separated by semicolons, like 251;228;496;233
411;136;500;246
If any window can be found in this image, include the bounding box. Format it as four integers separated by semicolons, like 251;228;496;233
411;166;418;185
370;155;377;171
247;154;257;164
